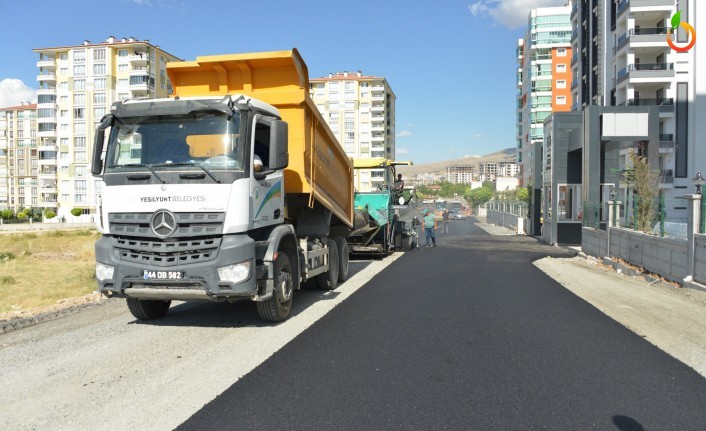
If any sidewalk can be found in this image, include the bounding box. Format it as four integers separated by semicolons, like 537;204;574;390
475;216;706;379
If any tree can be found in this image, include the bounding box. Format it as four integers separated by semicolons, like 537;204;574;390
0;209;14;220
469;187;493;207
623;149;661;233
70;208;84;217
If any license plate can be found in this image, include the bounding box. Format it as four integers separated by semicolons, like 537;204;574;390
143;270;184;280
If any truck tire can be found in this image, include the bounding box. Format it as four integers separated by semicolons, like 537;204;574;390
334;236;349;282
257;252;294;323
316;239;339;290
126;298;171;320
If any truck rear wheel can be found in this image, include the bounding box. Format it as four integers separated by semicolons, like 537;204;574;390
316;239;339;290
257;252;294;322
334;236;349;282
126;298;171;320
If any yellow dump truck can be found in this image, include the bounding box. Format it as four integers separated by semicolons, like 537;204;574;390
91;49;353;322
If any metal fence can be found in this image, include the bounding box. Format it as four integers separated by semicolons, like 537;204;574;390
486;200;528;218
582;202;602;229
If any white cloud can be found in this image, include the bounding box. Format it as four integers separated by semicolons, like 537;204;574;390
0;79;37;109
397;130;413;138
468;0;568;29
471;133;483;139
396;148;410;155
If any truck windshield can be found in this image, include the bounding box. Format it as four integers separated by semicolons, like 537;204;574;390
104;112;244;172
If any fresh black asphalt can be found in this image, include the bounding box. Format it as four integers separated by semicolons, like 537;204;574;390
177;219;706;430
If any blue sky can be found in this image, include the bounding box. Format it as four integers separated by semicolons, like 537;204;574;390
0;0;566;164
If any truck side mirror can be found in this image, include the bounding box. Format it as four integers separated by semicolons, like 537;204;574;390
91;114;113;175
269;120;289;170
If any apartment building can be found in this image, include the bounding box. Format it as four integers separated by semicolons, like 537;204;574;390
0;103;38;212
310;71;396;192
517;6;573;188
568;0;703;222
446;165;476;184
33;36;181;218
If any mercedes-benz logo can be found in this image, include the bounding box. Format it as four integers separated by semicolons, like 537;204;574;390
151;210;177;238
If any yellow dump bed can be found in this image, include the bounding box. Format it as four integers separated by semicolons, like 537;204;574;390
167;49;353;228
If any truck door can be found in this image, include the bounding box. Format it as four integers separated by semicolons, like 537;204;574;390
251;116;284;229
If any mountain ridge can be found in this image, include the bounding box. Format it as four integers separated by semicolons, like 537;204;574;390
396;147;516;177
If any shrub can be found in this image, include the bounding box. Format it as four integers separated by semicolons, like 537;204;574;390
0;275;16;285
17;211;28;220
70;208;84;217
0;209;14;220
0;251;16;260
45;210;57;219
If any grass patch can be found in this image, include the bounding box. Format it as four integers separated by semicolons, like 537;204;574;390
0;229;100;313
0;252;16;260
0;275;16;285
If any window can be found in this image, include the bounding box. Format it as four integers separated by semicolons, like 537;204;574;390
556;95;567;105
75;151;87;162
74;194;87;204
94;92;106;104
74;122;86;134
118;49;128;57
118;64;128;72
73;108;85;119
93;63;106;75
74;179;87;191
73;50;86;62
74;137;86;148
60;95;69;104
73;93;85;105
118;79;128;87
94;107;107;118
93;49;106;61
557;48;567;57
59;67;68;76
556;79;567;89
94;78;106;89
74;79;85;90
556;63;567;73
75;165;87;176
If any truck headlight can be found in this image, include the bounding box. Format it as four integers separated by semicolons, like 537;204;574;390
96;262;114;282
217;260;251;284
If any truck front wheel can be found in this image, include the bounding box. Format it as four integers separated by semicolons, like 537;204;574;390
257;252;294;322
126;298;171;320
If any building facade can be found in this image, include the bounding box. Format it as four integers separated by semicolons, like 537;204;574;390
0;103;38;212
310;71;396;192
569;0;703;222
517;6;573;189
33;36;181;218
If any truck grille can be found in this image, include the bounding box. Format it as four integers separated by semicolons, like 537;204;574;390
109;212;225;239
109;212;225;267
113;237;222;267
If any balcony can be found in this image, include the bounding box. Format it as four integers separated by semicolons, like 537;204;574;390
660;169;674;185
659;134;674;153
617;63;674;84
37;71;56;83
571;28;578;43
571;53;578;66
625;97;674;113
38;168;57;178
370;105;384;112
571;1;578;18
617;0;629;17
36;58;56;69
129;51;148;65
